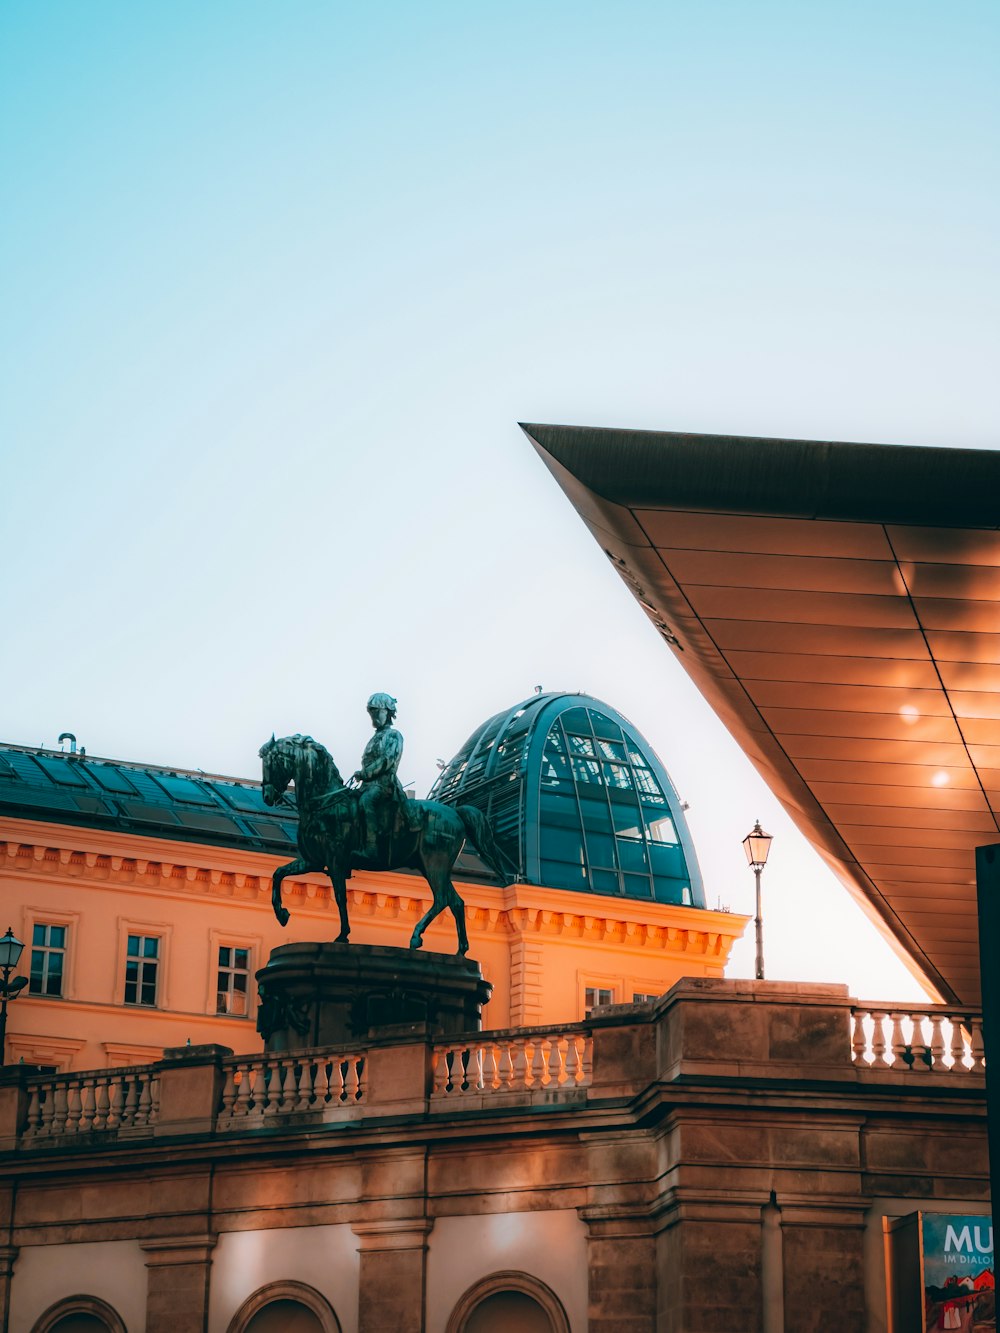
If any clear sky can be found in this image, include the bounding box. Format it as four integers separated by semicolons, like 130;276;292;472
2;2;998;1001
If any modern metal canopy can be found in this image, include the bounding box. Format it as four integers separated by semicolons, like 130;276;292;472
524;422;1000;1004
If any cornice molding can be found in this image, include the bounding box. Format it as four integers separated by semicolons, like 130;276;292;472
0;822;748;956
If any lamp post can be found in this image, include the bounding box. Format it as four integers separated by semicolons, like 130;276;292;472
742;822;773;981
0;927;27;1067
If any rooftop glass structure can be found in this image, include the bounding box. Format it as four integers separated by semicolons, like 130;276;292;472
429;692;705;905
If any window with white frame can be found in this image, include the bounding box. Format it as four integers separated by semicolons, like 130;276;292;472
216;945;251;1015
124;934;160;1007
632;991;659;1004
29;923;67;997
585;986;615;1017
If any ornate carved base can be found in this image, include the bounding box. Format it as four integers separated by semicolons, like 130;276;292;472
256;942;492;1051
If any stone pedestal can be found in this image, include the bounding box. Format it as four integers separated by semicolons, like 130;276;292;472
256;941;492;1051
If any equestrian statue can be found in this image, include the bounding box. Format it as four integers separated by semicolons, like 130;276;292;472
259;694;511;955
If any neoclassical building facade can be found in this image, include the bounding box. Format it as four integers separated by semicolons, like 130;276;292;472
0;689;989;1332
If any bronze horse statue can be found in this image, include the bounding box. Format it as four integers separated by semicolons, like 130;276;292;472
259;733;511;954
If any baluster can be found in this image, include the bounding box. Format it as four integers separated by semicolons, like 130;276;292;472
889;1013;908;1068
501;1045;517;1087
41;1081;59;1136
149;1074;161;1125
317;1060;335;1106
336;1059;350;1105
565;1035;580;1085
486;1043;501;1091
530;1040;547;1087
546;1037;563;1086
220;1065;238;1120
233;1065;252;1117
970;1016;986;1071
581;1035;594;1085
106;1075;124;1129
346;1055;362;1098
92;1076;110;1130
243;1065;258;1117
512;1040;529;1091
870;1012;889;1068
329;1060;345;1103
261;1060;279;1115
245;1065;260;1117
24;1083;42;1137
295;1062;314;1112
949;1017;968;1071
432;1048;449;1096
439;1048;457;1096
851;1011;868;1064
64;1081;82;1133
909;1015;929;1072
463;1045;481;1092
278;1058;296;1113
122;1072;139;1126
929;1015;946;1070
135;1072;152;1125
79;1077;96;1132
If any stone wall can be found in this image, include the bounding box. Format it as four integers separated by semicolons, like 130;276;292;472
0;979;988;1332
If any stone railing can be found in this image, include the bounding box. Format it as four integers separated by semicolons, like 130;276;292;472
2;985;988;1154
432;1026;592;1099
22;1064;159;1140
851;1005;985;1074
217;1049;367;1127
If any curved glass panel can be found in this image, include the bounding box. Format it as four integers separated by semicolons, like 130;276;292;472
427;692;705;906
531;706;693;903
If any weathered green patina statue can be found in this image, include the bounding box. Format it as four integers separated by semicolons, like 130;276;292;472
352;692;406;863
258;697;511;955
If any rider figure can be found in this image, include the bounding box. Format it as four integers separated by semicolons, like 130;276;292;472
353;692;404;862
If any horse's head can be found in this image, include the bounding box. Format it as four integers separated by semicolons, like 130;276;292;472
259;732;343;807
259;733;293;806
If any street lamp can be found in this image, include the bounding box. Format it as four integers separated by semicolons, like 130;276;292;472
0;927;27;1067
742;822;773;981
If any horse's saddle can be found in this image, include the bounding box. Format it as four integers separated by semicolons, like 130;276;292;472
391;781;422;835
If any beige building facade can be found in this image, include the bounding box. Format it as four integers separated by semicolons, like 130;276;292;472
0;811;742;1072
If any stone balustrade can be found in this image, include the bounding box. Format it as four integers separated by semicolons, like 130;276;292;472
0;984;986;1154
431;1026;592;1099
851;1004;985;1073
217;1049;367;1126
22;1065;159;1139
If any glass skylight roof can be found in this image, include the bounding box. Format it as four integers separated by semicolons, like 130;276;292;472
429;693;704;905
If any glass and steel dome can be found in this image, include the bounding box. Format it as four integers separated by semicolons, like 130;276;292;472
428;692;704;906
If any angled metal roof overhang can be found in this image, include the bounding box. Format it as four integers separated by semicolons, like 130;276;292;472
523;422;1000;1004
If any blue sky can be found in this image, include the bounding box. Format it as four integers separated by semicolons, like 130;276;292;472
2;2;998;998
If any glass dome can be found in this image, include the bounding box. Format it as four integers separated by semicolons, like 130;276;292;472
428;693;704;906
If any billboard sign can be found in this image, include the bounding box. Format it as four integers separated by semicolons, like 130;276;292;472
923;1215;995;1332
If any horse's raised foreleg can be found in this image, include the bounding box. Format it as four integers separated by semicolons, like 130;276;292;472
409;895;445;951
271;857;322;927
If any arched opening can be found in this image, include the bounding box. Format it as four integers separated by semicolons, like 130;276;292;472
244;1299;325;1333
447;1272;570;1333
31;1297;126;1333
463;1290;554;1332
226;1282;341;1333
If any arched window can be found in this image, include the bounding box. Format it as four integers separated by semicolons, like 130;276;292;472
446;1272;570;1333
225;1282;341;1333
30;1296;127;1333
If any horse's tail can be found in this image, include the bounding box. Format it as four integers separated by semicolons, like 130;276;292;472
456;805;516;887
